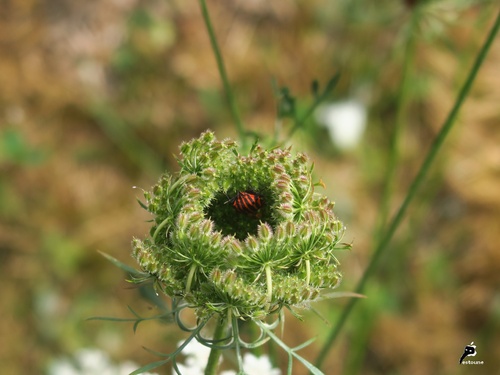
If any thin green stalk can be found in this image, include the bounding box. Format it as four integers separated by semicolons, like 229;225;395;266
315;8;500;369
232;315;245;371
266;265;273;309
205;318;227;375
377;9;419;234
198;0;246;149
185;264;197;294
305;259;311;285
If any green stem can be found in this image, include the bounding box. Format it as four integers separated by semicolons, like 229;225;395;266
377;9;419;234
231;314;245;371
265;265;273;308
305;259;311;285
186;264;197;294
205;318;227;375
315;7;500;369
265;265;273;311
152;217;170;243
198;0;246;149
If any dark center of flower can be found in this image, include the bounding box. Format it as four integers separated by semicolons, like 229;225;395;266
204;189;276;240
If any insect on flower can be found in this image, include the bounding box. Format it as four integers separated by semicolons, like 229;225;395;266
228;190;264;216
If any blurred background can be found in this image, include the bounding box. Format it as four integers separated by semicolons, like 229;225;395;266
1;0;499;374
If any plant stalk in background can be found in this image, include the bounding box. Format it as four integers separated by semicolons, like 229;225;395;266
316;6;500;369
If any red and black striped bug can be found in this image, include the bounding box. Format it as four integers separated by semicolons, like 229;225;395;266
227;190;264;217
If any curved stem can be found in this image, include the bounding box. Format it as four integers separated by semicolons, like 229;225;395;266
152;217;170;243
315;7;500;369
198;0;246;149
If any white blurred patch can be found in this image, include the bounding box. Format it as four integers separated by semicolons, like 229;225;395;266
315;100;367;150
47;348;158;375
175;339;213;375
220;353;281;375
175;339;281;375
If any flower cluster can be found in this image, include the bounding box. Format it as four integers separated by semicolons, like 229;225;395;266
133;131;346;320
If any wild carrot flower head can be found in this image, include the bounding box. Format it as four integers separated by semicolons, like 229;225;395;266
132;130;347;320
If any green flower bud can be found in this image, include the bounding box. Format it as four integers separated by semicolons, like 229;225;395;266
210;268;222;284
132;131;349;321
273;164;286;174
222;236;243;255
257;223;273;242
245;235;259;252
278;203;293;215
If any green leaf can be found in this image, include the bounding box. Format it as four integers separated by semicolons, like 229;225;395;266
323;73;341;95
319;291;366;300
129;358;171;375
255;320;324;375
136;197;148;210
311;79;320;98
98;251;145;277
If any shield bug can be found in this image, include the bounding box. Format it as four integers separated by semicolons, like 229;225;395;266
228;190;264;217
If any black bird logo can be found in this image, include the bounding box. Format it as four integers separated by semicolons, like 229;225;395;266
459;342;477;364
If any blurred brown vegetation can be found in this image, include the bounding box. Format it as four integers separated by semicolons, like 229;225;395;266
0;1;499;374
